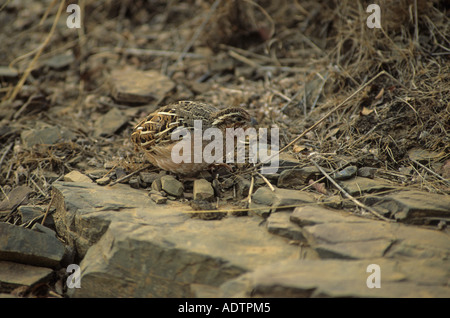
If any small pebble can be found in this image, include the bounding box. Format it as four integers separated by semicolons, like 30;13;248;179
358;167;377;179
161;175;184;197
333;166;357;180
139;172;160;187
151;179;162;192
150;194;167;204
129;176;140;189
96;176;111;186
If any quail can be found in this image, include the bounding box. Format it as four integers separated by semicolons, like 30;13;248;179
131;101;251;174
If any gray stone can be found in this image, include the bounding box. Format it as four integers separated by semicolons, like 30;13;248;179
290;205;366;226
139;172;160;187
0;222;65;268
408;147;443;162
67;219;298;297
219;258;450;298
151;179;162;191
85;169;108;180
110;68;175;103
277;166;324;189
114;168;127;181
0;186;33;212
290;205;450;260
52;177;450;298
193;179;215;201
251;187;275;206
17;205;55;228
93;107;127;137
64;171;92;183
129;176;140;189
161;175;184;197
366;190;450;224
271;188;316;208
150;194;167;204
53;181;174;257
248;202;273;218
321;195;343;209
358;167;377;178
384;224;450;259
306;222;394;244
31;223;56;237
18;206;44;224
314;240;393;259
42;51;75;70
250;186;316;217
21;125;62;148
333;165;357;180
338;177;395;195
52;180;300;297
266;212;306;241
0;261;53;289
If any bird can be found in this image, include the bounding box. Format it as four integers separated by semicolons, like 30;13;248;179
131;101;251;175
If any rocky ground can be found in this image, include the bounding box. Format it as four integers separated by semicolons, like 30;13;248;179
0;1;449;298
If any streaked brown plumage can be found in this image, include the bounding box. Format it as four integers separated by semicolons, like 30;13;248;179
131;101;251;174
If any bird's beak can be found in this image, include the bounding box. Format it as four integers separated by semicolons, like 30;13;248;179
250;117;258;126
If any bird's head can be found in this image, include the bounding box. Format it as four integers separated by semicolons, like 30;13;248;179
212;107;252;130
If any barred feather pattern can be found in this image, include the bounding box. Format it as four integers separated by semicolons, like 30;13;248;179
131;101;251;174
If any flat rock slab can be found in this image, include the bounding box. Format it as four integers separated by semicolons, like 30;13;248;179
93;107;128;137
52;180;450;298
0;261;53;289
339;177;395;195
42;51;75;70
290;205;366;225
0;185;33;212
52;181;299;297
110;68;175;103
250;186;316;217
266;212;307;241
19;124;77;148
367;190;450;223
53;181;188;257
193;179;215;201
69;218;299;298
220;258;450;298
291;206;450;260
0;223;65;268
64;171;93;183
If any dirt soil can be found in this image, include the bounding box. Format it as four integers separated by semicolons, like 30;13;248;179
0;0;449;297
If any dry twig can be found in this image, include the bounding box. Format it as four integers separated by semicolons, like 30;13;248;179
309;156;394;222
108;164;152;187
6;0;65;102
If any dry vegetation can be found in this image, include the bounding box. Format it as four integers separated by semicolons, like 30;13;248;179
0;0;449;215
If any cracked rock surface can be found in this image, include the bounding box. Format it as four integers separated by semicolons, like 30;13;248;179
48;181;450;298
